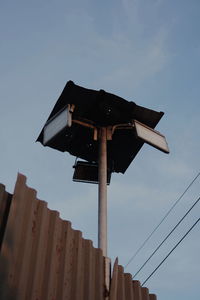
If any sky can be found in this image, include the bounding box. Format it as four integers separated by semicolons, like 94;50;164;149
0;0;200;299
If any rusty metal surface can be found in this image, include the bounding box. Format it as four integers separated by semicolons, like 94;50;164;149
0;174;157;300
109;258;157;300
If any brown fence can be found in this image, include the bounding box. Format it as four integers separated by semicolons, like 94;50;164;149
0;173;157;300
109;258;157;300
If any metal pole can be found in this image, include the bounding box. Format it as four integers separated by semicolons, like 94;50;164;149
98;127;107;256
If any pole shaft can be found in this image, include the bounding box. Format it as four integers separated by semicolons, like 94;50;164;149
98;127;107;256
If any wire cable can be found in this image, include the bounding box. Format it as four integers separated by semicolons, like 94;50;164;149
125;171;200;268
133;195;200;278
142;218;200;286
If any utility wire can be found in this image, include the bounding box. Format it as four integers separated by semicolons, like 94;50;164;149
125;171;200;268
142;218;200;286
133;195;200;278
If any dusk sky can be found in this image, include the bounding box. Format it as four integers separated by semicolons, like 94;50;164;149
0;1;200;299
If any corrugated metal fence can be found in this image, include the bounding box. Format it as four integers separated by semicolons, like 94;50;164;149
109;258;157;300
0;173;157;300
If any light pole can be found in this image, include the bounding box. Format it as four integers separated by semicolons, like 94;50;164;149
98;127;108;256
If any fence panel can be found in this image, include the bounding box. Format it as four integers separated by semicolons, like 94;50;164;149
0;173;157;300
0;174;105;300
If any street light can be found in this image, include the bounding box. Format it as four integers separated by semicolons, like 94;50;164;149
37;80;169;256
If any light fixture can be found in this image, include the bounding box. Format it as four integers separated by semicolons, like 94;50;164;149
134;120;170;154
73;161;111;184
37;80;166;174
43;104;74;145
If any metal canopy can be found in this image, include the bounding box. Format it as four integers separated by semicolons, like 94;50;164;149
37;80;164;173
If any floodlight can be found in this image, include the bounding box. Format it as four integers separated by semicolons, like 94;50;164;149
43;104;74;145
73;161;111;184
134;120;169;153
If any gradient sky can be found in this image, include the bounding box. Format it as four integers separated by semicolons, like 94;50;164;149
0;1;200;299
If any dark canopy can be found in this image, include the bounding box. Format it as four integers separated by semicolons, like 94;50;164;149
37;81;164;173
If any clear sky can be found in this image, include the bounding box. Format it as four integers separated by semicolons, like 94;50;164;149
0;0;200;299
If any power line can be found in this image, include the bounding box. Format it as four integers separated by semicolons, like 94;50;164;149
142;218;200;286
125;171;200;268
133;195;200;278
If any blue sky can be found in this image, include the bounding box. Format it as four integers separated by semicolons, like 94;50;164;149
0;1;200;299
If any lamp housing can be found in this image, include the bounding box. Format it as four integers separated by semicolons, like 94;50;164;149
73;161;111;184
